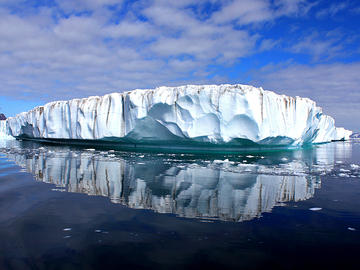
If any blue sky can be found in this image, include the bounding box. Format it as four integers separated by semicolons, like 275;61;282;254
0;0;359;131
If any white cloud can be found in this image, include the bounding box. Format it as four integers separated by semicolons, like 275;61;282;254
53;16;102;42
211;0;273;25
289;30;345;61
211;0;314;25
316;1;349;18
258;38;282;51
104;21;156;38
274;0;313;17
54;0;122;13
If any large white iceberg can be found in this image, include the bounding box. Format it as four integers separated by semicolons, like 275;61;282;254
0;84;352;150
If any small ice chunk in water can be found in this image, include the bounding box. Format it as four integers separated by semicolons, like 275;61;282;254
63;228;72;231
213;160;224;164
309;207;322;211
348;227;356;231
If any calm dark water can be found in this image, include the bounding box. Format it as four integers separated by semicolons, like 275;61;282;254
1;139;360;269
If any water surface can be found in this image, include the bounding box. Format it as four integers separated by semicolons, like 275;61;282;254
1;139;360;269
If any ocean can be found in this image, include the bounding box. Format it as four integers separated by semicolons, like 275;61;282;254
0;139;360;269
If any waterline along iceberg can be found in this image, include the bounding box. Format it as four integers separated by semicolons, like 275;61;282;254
0;84;352;151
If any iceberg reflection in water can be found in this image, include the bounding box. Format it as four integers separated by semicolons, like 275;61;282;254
0;140;356;222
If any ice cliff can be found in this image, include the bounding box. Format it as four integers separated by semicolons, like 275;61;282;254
0;84;352;150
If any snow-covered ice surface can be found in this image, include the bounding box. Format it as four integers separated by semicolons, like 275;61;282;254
0;84;352;151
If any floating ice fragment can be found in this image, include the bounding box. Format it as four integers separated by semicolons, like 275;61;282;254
95;230;101;233
85;148;96;151
350;164;359;169
63;228;72;231
309;207;322;211
63;236;71;239
348;227;356;231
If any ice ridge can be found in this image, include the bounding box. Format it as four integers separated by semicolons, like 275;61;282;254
0;84;352;149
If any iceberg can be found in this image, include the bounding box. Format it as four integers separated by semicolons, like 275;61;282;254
0;84;352;151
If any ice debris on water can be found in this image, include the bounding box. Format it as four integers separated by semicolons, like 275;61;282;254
309;207;322;211
348;227;356;231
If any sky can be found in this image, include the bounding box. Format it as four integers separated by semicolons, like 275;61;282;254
0;0;359;132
